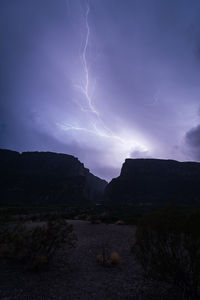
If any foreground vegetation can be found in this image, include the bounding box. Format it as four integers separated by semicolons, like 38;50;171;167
0;216;76;270
1;204;200;299
133;207;200;299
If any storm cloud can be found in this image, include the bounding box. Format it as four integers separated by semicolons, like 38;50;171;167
185;124;200;160
1;0;200;180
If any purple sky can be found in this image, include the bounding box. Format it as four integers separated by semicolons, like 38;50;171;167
1;0;200;181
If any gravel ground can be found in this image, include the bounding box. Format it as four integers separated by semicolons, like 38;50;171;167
0;220;179;300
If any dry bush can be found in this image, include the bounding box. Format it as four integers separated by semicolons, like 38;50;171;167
0;217;77;270
96;246;108;265
110;251;120;264
97;251;121;266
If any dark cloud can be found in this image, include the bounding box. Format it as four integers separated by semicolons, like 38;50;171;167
185;124;200;160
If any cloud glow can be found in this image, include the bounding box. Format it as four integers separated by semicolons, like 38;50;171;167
57;1;150;170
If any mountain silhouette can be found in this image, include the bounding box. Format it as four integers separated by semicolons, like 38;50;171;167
105;158;200;206
0;149;107;206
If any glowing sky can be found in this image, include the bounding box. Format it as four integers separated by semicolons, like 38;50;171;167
1;0;200;181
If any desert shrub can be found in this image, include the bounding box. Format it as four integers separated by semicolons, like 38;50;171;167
97;250;121;266
132;207;200;299
0;217;77;270
96;247;109;265
96;240;121;266
110;251;120;265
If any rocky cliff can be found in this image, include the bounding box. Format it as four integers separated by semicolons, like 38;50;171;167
105;158;200;206
0;149;107;205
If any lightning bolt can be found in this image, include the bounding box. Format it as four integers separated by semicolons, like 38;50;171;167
58;122;109;138
73;1;118;137
74;3;97;115
81;3;97;114
58;0;149;158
